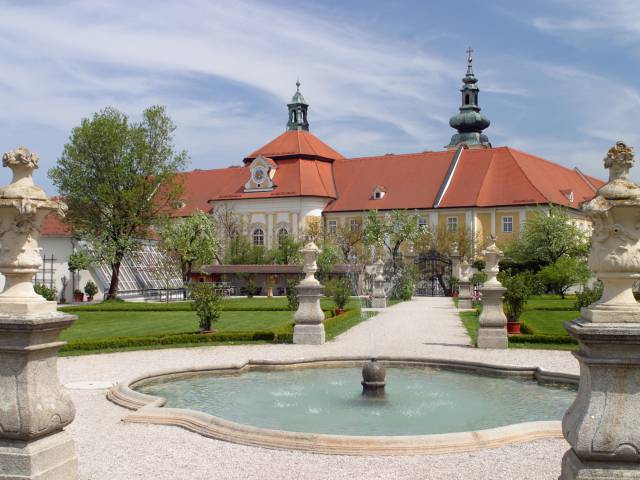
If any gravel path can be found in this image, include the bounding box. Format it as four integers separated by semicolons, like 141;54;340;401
60;297;578;479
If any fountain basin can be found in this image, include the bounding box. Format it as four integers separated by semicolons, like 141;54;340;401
108;357;577;455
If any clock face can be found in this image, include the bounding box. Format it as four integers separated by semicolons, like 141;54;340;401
252;167;266;184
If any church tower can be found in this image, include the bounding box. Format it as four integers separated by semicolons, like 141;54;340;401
446;48;491;149
287;80;309;131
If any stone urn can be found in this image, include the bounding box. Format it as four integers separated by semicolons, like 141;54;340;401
476;237;508;349
560;142;640;479
371;258;386;308
361;358;386;397
293;242;325;344
0;147;79;479
457;258;473;310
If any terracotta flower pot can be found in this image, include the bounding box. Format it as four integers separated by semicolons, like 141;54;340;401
507;321;521;334
335;308;345;316
73;293;84;302
87;295;94;302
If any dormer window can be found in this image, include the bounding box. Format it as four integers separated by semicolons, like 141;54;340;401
373;186;386;200
245;156;277;192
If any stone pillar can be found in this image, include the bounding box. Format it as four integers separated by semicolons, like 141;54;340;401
450;243;461;295
293;242;325;345
477;237;507;349
0;148;78;480
560;142;640;479
371;258;386;308
458;258;473;310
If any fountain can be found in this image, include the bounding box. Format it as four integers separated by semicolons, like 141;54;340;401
0;148;78;479
477;236;508;349
361;358;386;397
371;258;386;308
293;242;325;345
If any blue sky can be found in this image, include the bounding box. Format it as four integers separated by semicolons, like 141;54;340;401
0;0;639;193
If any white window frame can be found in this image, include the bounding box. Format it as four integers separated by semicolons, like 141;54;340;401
447;216;458;233
277;227;289;246
253;228;265;246
502;216;513;233
349;218;360;232
327;219;337;235
418;217;428;230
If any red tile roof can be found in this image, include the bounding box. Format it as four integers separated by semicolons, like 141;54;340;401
324;151;455;212
439;147;605;208
41;212;72;237
245;130;345;162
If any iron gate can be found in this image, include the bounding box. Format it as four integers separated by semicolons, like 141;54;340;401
415;250;452;297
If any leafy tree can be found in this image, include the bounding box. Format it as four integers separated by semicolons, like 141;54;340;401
505;206;589;268
414;222;475;259
317;242;343;281
271;235;302;265
158;211;220;283
364;210;419;275
537;256;591;298
50;106;188;299
326;277;352;310
334;222;366;261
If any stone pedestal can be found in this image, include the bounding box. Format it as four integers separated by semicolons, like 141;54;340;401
560;142;640;479
477;238;507;349
371;258;386;308
293;242;325;345
457;281;473;309
0;148;78;480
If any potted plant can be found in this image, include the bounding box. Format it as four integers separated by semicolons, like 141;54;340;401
84;281;98;302
73;289;84;302
500;272;530;335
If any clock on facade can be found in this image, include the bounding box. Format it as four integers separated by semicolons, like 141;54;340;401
252;167;266;185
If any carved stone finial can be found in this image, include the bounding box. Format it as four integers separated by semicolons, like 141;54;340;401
604;141;634;182
2;146;39;170
300;242;320;285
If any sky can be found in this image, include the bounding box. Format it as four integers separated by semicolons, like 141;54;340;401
0;0;639;193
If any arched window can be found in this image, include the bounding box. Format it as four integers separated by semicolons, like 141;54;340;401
464;94;470;105
253;228;264;246
277;227;289;246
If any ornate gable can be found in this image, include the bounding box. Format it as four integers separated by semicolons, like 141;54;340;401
244;156;277;192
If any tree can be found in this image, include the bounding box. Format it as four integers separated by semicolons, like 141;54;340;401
505;205;589;268
317;242;343;282
363;209;419;275
158;211;220;283
211;203;240;262
50;106;188;299
537;256;591;298
271;234;302;265
334;222;366;261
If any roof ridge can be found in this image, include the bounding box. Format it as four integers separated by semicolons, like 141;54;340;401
503;147;549;202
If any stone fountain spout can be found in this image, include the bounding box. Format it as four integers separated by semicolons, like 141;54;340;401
361;358;386;397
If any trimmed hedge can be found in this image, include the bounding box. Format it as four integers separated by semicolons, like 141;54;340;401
60;329;293;353
509;334;577;345
60;301;333;313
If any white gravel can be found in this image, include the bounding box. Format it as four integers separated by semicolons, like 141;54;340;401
60;297;578;479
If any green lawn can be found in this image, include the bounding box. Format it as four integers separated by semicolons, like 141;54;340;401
520;310;579;336
524;295;577;311
460;311;479;346
60;310;294;341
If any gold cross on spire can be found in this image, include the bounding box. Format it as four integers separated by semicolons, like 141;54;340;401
466;47;473;64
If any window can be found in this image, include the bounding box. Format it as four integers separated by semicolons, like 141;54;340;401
502;216;513;233
327;220;337;236
350;219;360;232
253;228;264;246
465;94;470;105
418;218;428;230
447;217;458;233
277;227;289;246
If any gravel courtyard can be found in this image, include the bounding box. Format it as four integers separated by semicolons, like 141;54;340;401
60;297;579;480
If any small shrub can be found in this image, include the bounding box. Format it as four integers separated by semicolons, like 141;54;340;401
470;271;487;287
499;272;531;323
286;279;299;311
390;266;415;301
245;276;257;298
190;283;222;331
447;276;460;296
34;284;56;301
575;282;603;310
326;277;351;310
84;281;98;297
